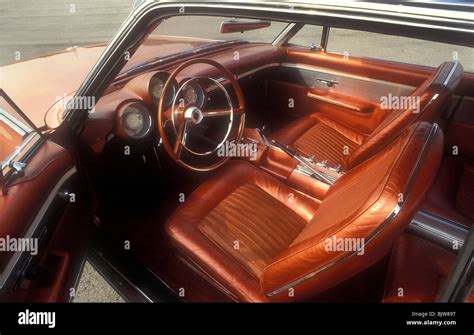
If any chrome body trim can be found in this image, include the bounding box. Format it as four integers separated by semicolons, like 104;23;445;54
266;123;439;297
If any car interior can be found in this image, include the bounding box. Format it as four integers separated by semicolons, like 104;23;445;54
3;16;473;303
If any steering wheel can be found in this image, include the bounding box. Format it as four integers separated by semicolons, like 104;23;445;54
158;58;246;171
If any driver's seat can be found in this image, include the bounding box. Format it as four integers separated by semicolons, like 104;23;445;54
165;122;443;302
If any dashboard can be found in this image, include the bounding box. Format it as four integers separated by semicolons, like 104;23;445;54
81;43;283;154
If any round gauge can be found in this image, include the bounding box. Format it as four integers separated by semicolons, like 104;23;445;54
149;72;177;107
182;81;205;108
150;76;164;100
184;85;198;104
118;102;152;139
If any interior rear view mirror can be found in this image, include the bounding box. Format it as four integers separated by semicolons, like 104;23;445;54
220;19;271;34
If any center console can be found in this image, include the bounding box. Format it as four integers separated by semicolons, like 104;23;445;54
239;127;345;202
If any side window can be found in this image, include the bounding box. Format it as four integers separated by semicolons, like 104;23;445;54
327;28;474;72
287;25;323;49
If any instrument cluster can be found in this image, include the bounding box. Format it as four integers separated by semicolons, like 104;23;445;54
115;71;208;140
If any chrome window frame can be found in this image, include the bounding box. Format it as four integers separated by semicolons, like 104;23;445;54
0;102;43;184
273;23;330;52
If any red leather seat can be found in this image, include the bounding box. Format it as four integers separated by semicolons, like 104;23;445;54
166;122;443;301
271;62;462;172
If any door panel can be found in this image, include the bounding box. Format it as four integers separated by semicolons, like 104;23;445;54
267;48;436;134
284;49;429;86
279;62;415;103
268;80;382;134
0;140;93;302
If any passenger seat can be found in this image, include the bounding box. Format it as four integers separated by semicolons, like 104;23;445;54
270;62;462;172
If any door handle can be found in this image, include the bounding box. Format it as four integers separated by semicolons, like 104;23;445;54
316;78;339;87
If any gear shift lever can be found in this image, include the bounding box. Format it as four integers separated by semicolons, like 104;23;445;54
256;125;272;147
271;140;335;185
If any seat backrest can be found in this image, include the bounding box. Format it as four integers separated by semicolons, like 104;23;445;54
261;121;443;301
347;62;462;169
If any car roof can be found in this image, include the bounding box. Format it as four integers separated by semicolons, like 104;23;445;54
149;0;473;21
139;0;473;47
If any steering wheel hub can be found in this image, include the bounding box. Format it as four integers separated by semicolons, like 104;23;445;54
185;106;204;125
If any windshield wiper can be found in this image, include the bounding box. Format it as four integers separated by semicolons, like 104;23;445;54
115;39;248;80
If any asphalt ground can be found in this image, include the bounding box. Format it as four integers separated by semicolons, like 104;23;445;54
1;0;473;302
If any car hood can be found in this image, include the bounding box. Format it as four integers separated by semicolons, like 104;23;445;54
0;36;210;127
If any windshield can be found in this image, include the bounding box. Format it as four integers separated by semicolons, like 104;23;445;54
121;16;288;73
0;13;288;131
151;16;287;43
